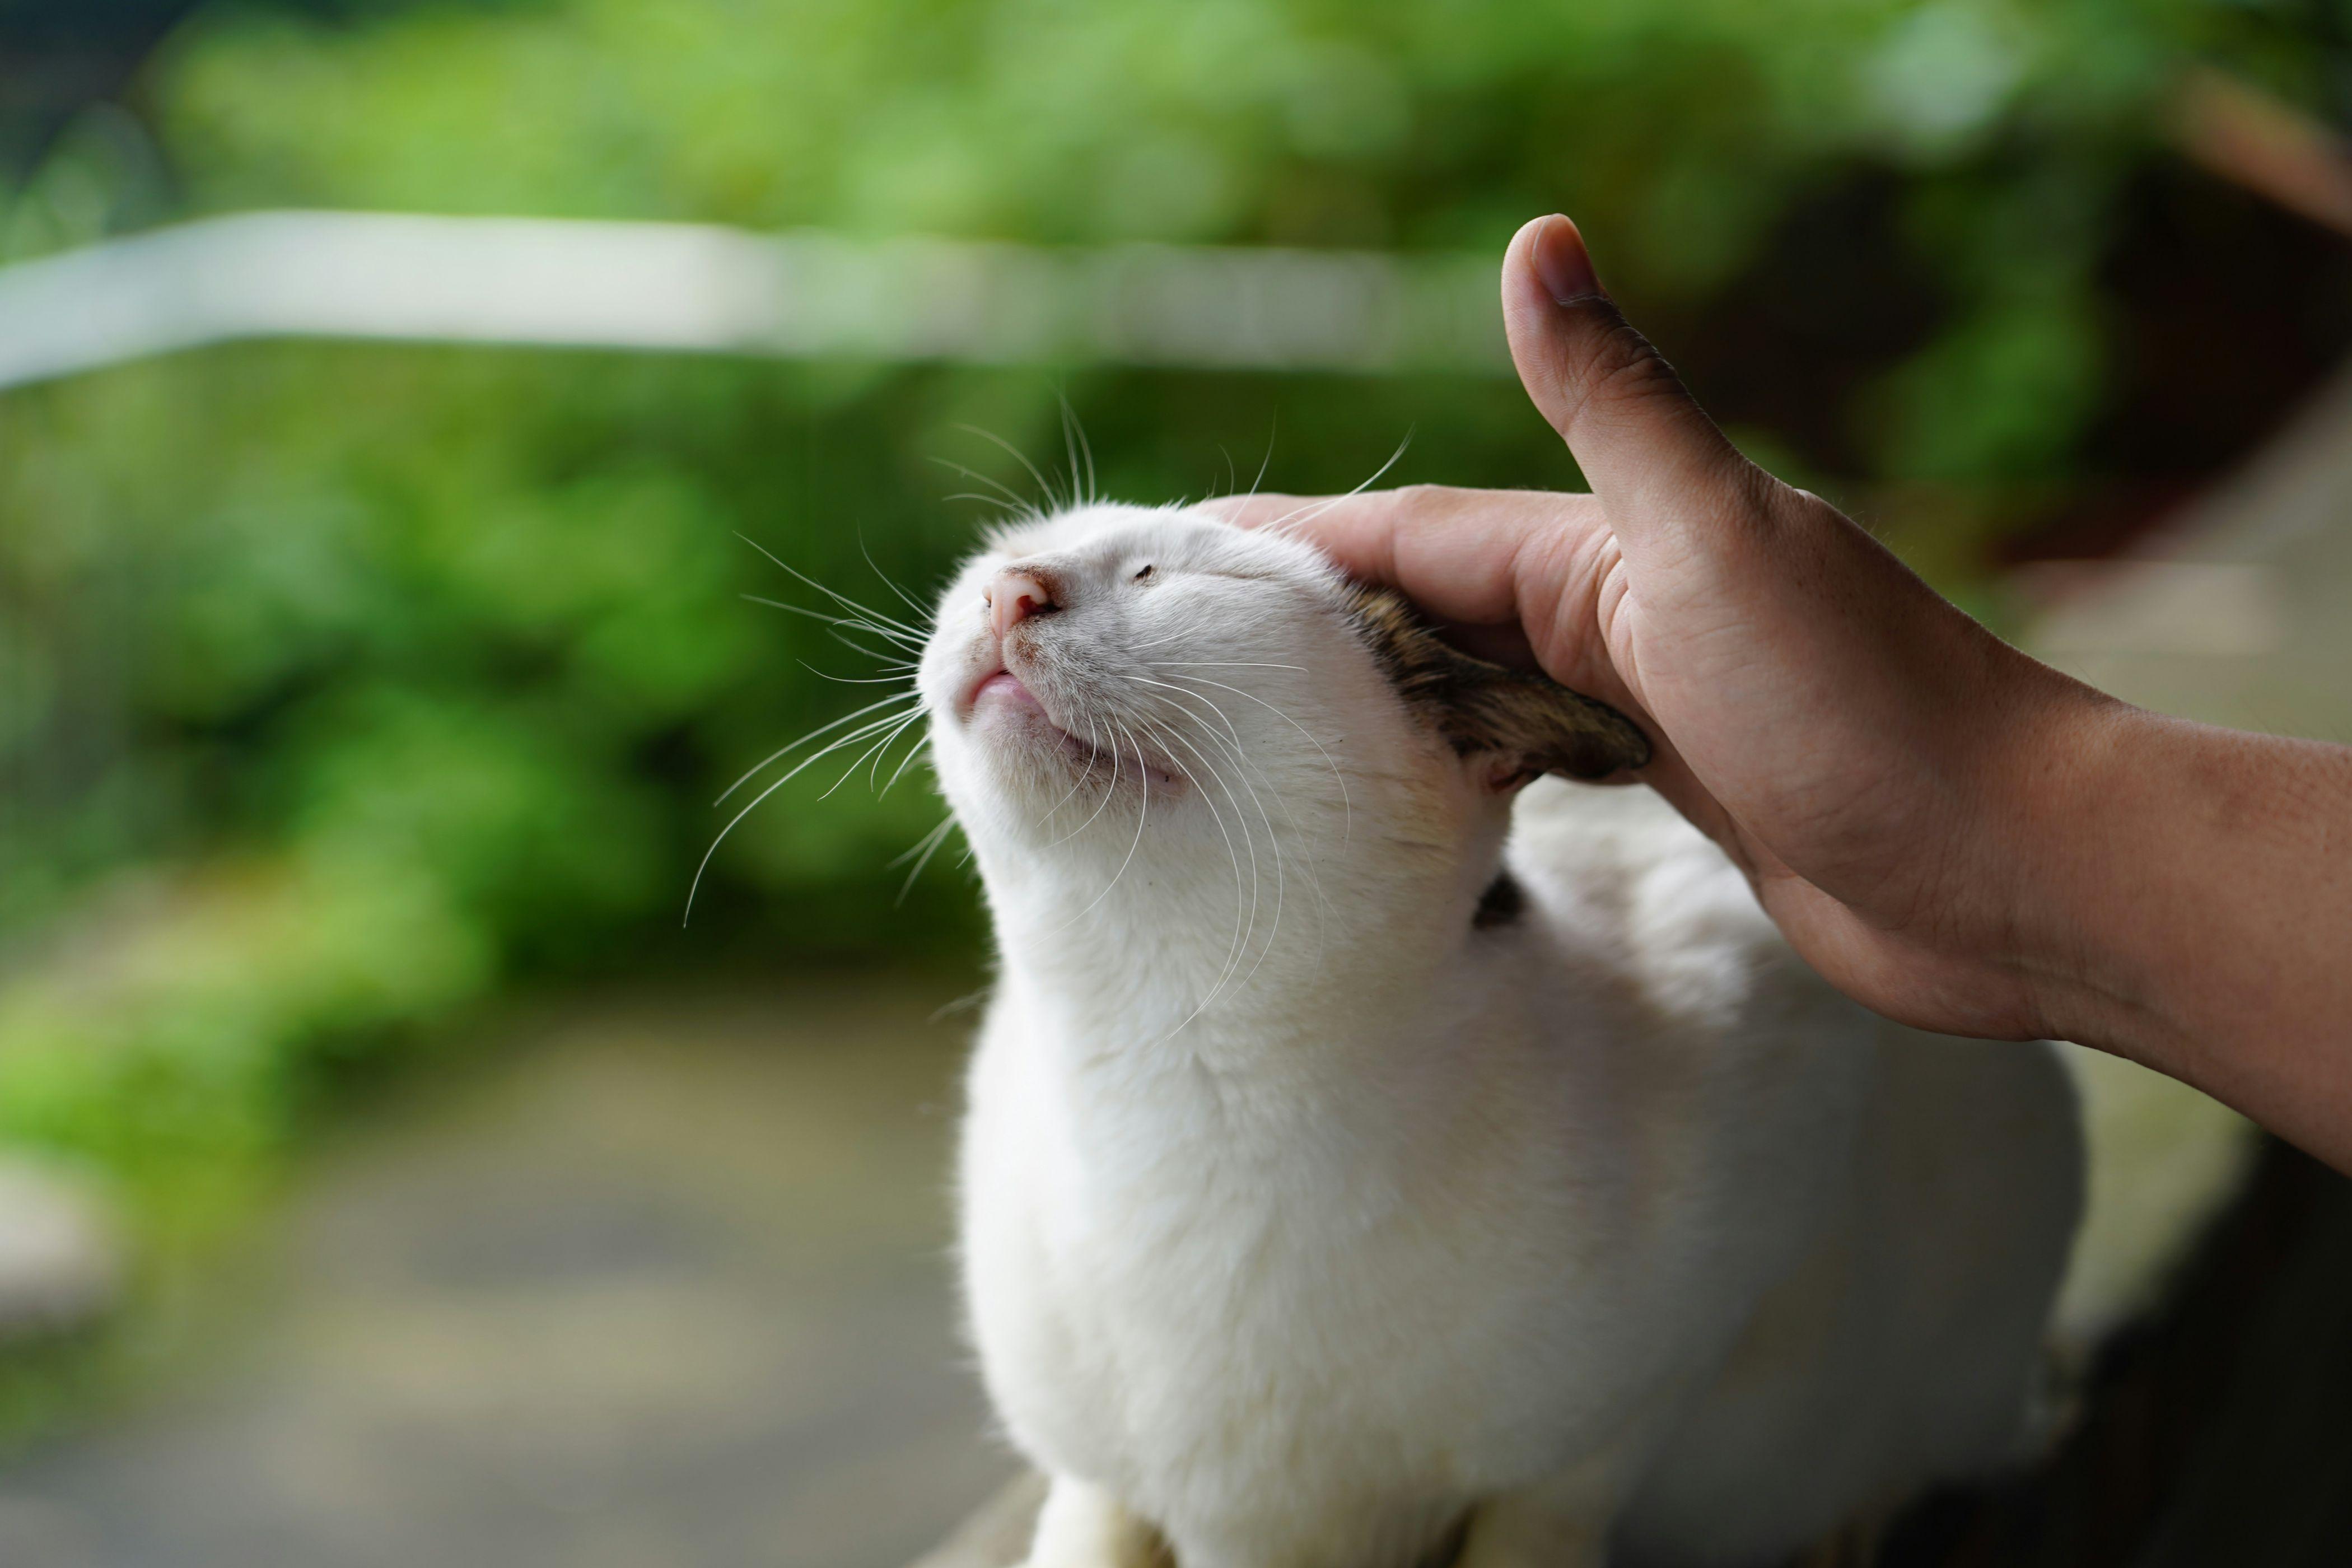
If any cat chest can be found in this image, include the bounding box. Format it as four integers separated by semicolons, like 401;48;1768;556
965;1116;1604;1500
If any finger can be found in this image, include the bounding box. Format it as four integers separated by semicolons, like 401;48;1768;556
1202;492;1320;530
1502;216;1760;544
1207;486;1609;630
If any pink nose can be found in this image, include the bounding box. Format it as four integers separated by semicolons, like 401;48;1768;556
988;570;1054;638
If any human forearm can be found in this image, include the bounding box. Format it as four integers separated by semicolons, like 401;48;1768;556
2028;704;2352;1167
1242;212;2352;1168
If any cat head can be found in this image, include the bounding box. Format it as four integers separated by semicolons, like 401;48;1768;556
917;503;1646;963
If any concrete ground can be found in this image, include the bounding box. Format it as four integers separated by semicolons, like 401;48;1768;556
0;982;1014;1568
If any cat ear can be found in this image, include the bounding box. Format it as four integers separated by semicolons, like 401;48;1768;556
1347;587;1650;787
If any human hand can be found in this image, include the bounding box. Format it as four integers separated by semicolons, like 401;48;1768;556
1226;214;2352;1166
1221;215;2121;1046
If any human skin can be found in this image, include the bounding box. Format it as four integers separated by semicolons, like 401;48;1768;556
1219;214;2352;1173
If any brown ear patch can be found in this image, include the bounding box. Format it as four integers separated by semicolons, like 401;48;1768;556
1346;586;1650;782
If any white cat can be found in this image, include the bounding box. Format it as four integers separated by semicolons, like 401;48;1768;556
916;501;2082;1568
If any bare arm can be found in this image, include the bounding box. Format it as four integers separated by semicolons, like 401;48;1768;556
1221;215;2352;1171
2038;712;2352;1160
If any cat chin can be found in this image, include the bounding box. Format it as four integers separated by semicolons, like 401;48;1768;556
957;704;1187;805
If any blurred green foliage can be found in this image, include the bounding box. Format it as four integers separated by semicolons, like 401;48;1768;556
1;0;2349;1223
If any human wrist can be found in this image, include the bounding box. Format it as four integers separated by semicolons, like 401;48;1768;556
1996;688;2312;1082
1974;677;2162;1051
2014;705;2352;1170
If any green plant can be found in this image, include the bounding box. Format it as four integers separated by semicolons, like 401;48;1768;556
3;0;2348;1220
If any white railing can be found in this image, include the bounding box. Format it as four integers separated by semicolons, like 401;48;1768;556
0;211;1509;389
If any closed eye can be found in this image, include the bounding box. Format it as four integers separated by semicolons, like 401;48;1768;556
1132;564;1155;581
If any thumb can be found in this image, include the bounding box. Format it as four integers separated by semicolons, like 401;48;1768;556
1502;215;1757;539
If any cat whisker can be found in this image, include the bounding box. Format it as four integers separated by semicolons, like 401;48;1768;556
933;459;1040;519
1119;683;1282;959
1131;710;1253;958
1245;417;1276;501
869;707;932;795
820;706;930;800
942;489;1030;517
1132;685;1298;999
1046;720;1152;934
686;699;922;924
800;660;920;685
1150;669;1352;851
1119;674;1247;760
1130;710;1259;1021
736;534;932;644
1168;713;1306;1021
826;628;920;668
892;815;960;905
1033;710;1104;830
1254;432;1411;540
879;725;934;798
956;424;1067;515
1046;707;1129;848
1145;661;1310;673
858;531;936;622
1131;678;1334;985
745;594;925;652
716;692;923;805
1058;396;1098;509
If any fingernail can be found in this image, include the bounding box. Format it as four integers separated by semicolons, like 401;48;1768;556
1533;215;1603;305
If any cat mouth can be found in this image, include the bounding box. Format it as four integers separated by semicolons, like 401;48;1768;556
971;668;1043;713
965;664;1182;787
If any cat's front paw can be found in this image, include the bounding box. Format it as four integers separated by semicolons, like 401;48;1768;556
1021;1475;1168;1568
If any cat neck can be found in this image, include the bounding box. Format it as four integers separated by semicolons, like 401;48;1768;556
972;823;1494;1076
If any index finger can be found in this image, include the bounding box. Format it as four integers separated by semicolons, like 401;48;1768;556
1204;485;1605;632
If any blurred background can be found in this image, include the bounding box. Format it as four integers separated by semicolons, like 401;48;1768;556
1;1;2351;1564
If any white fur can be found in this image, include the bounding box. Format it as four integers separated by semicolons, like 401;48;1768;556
917;504;2083;1568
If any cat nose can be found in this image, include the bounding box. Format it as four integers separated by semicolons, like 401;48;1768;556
987;570;1055;638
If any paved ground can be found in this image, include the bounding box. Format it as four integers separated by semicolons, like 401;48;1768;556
0;981;1013;1568
2032;359;2352;746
